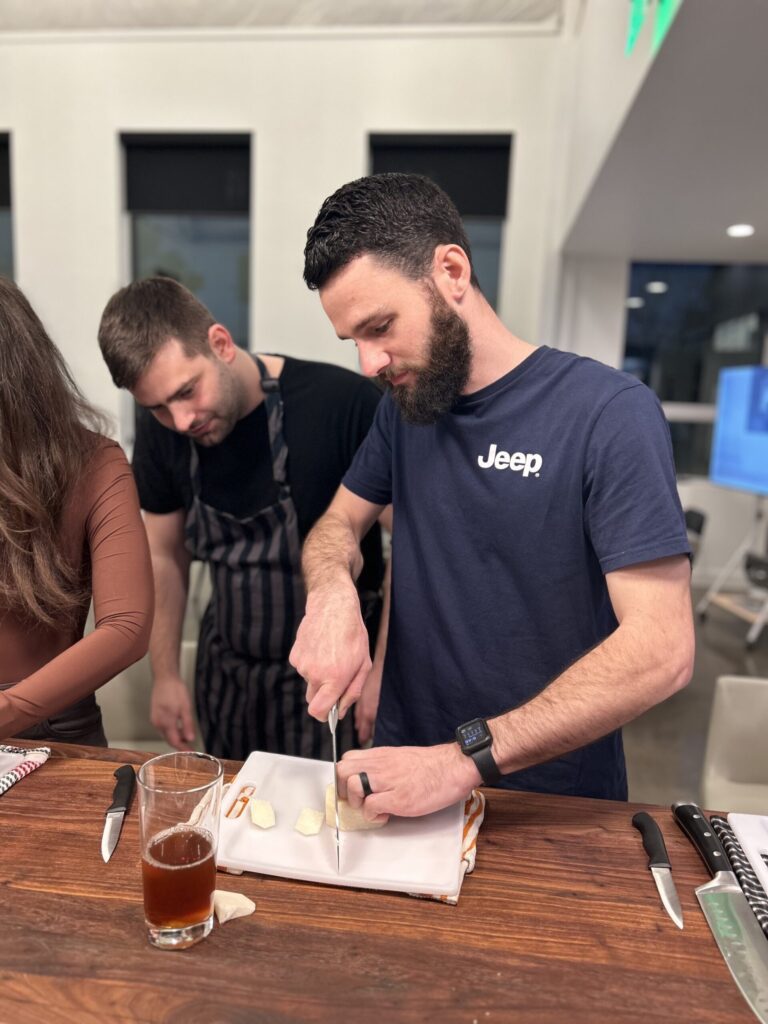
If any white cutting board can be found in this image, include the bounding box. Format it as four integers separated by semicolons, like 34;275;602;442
217;751;464;896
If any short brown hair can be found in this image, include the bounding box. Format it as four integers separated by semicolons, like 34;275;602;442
98;276;215;390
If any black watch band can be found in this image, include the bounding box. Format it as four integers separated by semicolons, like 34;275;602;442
470;744;502;786
455;718;502;786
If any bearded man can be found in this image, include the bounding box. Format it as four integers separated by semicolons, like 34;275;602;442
98;276;387;760
289;172;694;819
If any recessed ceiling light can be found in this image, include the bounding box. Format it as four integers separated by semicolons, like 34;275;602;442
646;281;668;294
727;223;755;238
626;297;645;309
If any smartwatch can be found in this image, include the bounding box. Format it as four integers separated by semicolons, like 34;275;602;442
455;718;501;786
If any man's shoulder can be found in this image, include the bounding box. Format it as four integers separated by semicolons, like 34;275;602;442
537;346;648;405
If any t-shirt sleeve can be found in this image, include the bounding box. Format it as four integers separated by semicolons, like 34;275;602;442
342;393;394;507
0;444;154;733
132;407;186;514
350;377;384;450
584;383;691;574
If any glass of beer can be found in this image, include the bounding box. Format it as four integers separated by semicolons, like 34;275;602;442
137;752;223;950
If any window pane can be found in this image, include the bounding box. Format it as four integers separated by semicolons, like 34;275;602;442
624;262;768;474
0;209;12;278
463;216;502;311
624;263;768;403
132;213;250;348
668;421;713;477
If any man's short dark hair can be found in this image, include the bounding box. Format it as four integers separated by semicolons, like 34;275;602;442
98;276;215;390
304;173;479;291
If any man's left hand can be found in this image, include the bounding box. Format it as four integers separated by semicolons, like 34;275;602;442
338;743;480;823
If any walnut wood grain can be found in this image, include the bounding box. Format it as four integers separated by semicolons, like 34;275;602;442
0;742;756;1023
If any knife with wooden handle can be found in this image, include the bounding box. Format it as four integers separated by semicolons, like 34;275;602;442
632;811;684;929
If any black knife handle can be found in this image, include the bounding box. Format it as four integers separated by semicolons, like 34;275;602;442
107;765;136;814
632;811;671;868
672;802;730;878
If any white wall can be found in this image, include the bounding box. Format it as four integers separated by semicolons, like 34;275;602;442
557;0;677;248
0;27;561;440
556;254;628;365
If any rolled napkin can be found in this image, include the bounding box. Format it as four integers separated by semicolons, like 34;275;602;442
710;815;768;938
0;744;51;797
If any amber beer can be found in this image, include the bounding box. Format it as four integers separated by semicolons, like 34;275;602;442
137;752;223;949
141;826;216;928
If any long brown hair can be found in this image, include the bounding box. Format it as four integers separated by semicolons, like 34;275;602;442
0;277;109;627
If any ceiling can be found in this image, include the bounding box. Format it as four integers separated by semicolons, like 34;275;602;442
565;0;768;263
0;0;561;32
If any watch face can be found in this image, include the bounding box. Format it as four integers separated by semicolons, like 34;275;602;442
457;718;490;753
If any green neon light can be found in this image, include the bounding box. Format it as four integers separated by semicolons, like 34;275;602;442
625;0;648;56
626;0;682;57
652;0;682;54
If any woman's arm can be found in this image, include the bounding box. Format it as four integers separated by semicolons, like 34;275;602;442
0;443;154;735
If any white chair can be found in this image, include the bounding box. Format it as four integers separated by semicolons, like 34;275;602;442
701;674;768;813
97;640;202;754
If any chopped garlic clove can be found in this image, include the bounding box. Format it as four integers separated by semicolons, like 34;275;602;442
325;783;386;831
214;890;256;924
249;798;276;829
294;807;324;836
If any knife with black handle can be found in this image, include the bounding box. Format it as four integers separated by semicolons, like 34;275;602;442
673;802;768;1024
632;811;684;929
101;765;136;863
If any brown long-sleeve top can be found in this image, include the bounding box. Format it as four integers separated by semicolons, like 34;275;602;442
0;438;154;738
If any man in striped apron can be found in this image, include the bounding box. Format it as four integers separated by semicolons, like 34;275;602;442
98;277;386;761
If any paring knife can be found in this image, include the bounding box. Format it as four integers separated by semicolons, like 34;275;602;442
101;765;136;863
632;811;684;929
328;702;341;874
673;802;768;1024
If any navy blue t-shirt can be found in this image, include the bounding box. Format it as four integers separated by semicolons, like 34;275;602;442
342;346;690;800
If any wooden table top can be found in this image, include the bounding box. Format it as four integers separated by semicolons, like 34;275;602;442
0;741;755;1024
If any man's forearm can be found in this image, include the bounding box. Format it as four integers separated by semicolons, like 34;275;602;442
148;551;191;680
302;510;364;594
489;612;693;776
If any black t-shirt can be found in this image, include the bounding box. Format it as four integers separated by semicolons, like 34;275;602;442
132;356;385;592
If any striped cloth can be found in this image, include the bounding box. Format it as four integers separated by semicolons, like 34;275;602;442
710;815;768;938
0;743;51;797
413;789;487;905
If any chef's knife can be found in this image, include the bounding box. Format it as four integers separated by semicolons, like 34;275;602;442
632;811;684;929
673;802;768;1024
101;765;136;863
328;702;341;873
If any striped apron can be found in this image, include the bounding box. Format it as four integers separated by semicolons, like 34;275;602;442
185;356;358;762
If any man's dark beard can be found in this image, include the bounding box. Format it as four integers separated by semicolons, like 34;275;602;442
384;293;471;426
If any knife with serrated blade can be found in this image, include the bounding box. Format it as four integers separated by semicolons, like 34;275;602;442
674;802;768;1024
632;810;684;929
101;765;136;863
328;702;341;874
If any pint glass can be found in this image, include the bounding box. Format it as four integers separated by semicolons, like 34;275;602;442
137;752;223;949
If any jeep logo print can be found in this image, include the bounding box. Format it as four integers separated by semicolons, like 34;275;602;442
477;444;543;477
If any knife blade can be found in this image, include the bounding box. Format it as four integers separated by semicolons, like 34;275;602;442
328;702;341;874
632;811;684;929
101;765;136;863
673;802;768;1024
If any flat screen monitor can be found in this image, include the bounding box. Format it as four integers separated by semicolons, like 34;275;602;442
710;366;768;496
